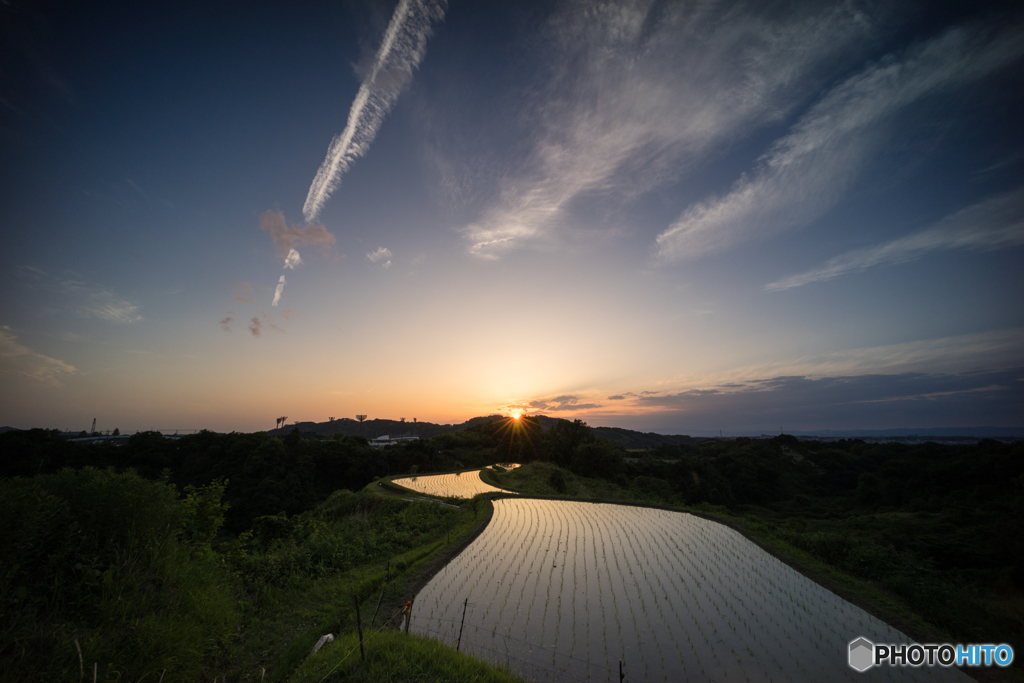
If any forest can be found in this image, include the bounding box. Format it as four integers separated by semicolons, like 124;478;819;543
1;418;1021;681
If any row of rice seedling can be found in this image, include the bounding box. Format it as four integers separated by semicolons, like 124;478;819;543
412;499;972;682
391;469;511;498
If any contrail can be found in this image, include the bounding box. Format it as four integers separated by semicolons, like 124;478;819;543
272;275;286;307
303;0;447;222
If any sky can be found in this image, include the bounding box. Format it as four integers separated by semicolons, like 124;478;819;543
2;0;1023;436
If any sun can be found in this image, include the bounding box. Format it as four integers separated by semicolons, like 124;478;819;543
511;411;522;420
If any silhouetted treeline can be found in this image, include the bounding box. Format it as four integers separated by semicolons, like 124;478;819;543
0;428;493;532
621;435;1024;589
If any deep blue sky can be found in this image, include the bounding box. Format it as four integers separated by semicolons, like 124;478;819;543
2;0;1022;434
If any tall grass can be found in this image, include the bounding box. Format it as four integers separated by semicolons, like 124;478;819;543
290;630;522;682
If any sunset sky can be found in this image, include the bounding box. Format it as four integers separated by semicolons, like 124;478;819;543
2;0;1022;435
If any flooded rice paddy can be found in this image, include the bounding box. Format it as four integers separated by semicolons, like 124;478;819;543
412;498;971;682
391;469;512;498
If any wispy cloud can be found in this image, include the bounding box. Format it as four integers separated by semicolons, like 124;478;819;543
220;312;235;332
271;275;286;307
303;0;447;222
663;328;1024;390
0;327;77;388
655;23;1024;262
18;266;142;323
233;282;254;304
623;368;1024;431
260;211;331;306
260;210;335;257
283;248;303;270
766;188;1024;290
526;395;603;412
459;1;878;258
246;311;286;338
367;247;392;268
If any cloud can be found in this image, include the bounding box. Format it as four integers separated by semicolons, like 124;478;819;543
246;311;287;338
18;267;142;323
655;23;1024;262
624;368;1024;431
662;329;1024;392
527;394;603;412
303;0;447;222
607;395;625;400
458;1;879;258
233;282;254;303
0;327;77;388
260;210;335;257
367;247;392;268
766;188;1024;290
271;275;286;307
283;248;303;270
220;313;235;332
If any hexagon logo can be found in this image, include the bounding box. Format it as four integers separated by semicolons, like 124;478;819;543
849;637;874;672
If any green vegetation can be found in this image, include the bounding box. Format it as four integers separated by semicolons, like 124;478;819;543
0;448;515;681
2;420;1020;679
0;427;498;533
289;630;522;683
0;468;235;682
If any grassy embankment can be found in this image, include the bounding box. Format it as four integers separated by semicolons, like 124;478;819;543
224;482;521;683
0;466;524;683
485;460;1024;682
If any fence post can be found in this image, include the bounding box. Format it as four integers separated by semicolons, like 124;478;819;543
370;562;390;628
404;600;413;634
619;658;624;681
456;597;468;652
353;595;365;662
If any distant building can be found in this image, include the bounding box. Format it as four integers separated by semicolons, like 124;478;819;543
368;434;419;448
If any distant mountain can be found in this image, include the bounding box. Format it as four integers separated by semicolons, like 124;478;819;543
0;426;20;435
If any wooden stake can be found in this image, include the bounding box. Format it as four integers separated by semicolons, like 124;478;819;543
73;638;83;681
370;562;390;629
353;595;365;662
456;598;468;652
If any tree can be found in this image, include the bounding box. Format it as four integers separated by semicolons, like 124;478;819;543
112;428;120;436
546;419;594;467
571;440;625;480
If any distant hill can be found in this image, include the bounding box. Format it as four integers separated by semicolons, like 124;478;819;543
590;426;698;449
790;427;1023;438
267;415;506;439
269;414;696;449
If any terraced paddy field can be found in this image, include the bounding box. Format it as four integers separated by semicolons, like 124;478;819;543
411;498;972;682
392;470;512;498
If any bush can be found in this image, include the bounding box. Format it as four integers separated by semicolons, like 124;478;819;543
0;468;237;682
548;468;568;494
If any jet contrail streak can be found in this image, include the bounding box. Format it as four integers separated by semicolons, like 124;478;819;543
272;275;286;306
303;0;446;222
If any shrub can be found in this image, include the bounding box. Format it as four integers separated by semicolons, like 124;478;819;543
548;468;568;494
0;468;237;682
